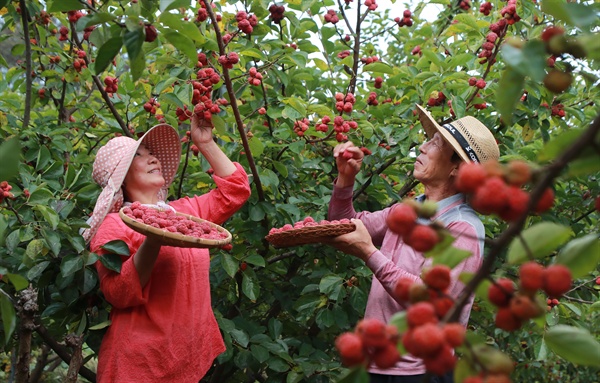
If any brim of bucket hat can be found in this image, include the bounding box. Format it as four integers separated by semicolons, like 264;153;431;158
415;104;471;163
82;124;181;243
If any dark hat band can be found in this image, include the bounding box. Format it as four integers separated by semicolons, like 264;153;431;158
442;123;480;163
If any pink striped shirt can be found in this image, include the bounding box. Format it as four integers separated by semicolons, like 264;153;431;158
329;184;484;376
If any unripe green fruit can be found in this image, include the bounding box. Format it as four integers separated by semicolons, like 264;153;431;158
546;35;569;56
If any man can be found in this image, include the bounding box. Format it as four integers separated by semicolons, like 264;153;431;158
326;104;500;383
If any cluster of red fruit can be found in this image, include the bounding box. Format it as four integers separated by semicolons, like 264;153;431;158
478;30;498;65
191;69;222;121
374;76;383;89
541;102;566;118
411;45;422;56
103;77;118;94
36;10;52;25
335;92;356;114
386;200;444;253
453;0;471;11
455;160;555;222
143;98;160;115
0;181;14;203
334;318;400;369
217;52;240;70
144;24;158;43
268;217;352;235
123;202;229;240
337;50;351;60
247;67;263;86
394;9;413;27
236;11;258;34
360;56;379;65
324;9;339;24
367;92;378;106
58;26;69;41
315;115;331;133
364;0;378;11
268;4;285;24
468;77;487;90
73;58;87;73
489;262;572;332
293;118;310;136
67;10;85;23
500;0;520;26
38;88;46;99
175;105;193;122
479;1;493;16
426;91;446;107
333;116;358;142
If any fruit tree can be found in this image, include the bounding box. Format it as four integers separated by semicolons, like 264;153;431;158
0;0;599;382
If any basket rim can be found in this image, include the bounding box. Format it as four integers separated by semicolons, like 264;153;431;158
265;222;356;248
119;207;232;249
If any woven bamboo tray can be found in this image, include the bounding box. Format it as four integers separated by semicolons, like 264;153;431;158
265;223;356;248
119;208;232;249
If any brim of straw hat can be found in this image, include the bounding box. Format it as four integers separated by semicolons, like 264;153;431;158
415;104;499;164
83;124;181;242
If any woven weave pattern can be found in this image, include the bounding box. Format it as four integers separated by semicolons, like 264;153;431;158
265;223;356;248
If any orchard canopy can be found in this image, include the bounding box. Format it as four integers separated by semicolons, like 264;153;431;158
0;0;599;382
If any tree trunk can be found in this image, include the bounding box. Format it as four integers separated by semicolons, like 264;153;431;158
64;334;84;383
15;286;38;383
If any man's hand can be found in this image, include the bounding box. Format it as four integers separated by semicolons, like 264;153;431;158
333;142;364;188
323;219;378;262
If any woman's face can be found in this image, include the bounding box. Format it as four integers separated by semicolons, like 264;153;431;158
413;132;458;185
123;144;165;201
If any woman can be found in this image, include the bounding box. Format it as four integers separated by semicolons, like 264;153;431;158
326;104;500;383
82;115;251;382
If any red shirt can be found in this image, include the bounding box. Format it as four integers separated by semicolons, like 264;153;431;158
91;163;250;383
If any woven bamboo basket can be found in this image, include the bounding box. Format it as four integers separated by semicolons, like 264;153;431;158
119;208;232;249
265;223;356;248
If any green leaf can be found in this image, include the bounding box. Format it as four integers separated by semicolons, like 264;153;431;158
242;274;259;301
500;41;547;82
363;62;394;74
34;205;60;230
98;253;122;273
545;325;600;367
220;253;239;278
0;138;20;181
7;273;29;291
159;0;190;12
76;12;117;31
507;222;572;264
432;246;472;269
335;366;369;383
248;136;265;157
555;234;600;279
94;37;123;75
244;254;265;268
565;156;600;178
100;240;130;256
60;254;84;278
129;50;146;82
495;68;524;126
537;129;582;162
163;31;197;63
159;13;206;43
319;275;343;298
27;261;50;281
0;295;16;345
0;0;9;9
124;27;145;61
281;97;308;115
48;0;85;12
541;0;598;30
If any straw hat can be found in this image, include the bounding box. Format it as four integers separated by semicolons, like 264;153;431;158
82;124;181;243
415;104;499;164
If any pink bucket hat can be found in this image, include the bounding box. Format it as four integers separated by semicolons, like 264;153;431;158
82;124;181;243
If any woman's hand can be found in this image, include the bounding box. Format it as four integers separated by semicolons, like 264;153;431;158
323;219;378;262
333;142;364;187
190;113;215;146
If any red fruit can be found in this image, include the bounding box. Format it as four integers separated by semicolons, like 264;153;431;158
442;323;466;347
240;262;247;271
144;24;158;42
541;25;564;42
404;224;440;253
544;70;573;94
498;186;530;222
505;160;531;186
422;265;452;291
542;264;572;297
372;342;400;369
596;276;600;285
258;107;266;115
335;332;366;366
455;162;487;194
411;323;445;357
534;187;555;213
386;203;418;236
431;295;454;319
355;318;388;348
519;261;545;291
488;278;515;307
494;307;522;331
471;177;510;215
468;77;477;86
393;277;414;302
509;294;543;320
423;345;457;376
406;301;438;328
475;79;487;89
595;196;600;212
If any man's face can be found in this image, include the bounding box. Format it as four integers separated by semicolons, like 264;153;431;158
413;132;459;185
